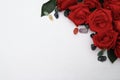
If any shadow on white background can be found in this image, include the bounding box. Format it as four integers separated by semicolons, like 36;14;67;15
0;0;120;80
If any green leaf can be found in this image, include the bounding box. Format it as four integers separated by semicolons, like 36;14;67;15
41;0;56;17
107;49;117;63
97;50;105;56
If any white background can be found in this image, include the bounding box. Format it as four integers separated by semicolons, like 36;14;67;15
0;0;120;80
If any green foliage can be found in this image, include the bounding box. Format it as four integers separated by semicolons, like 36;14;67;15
41;0;56;17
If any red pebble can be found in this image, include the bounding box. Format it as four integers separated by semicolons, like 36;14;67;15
73;28;78;35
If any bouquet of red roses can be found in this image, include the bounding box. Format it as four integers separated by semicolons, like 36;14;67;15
41;0;120;63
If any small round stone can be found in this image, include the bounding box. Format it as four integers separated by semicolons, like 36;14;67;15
79;28;88;33
73;28;79;35
54;12;59;19
64;9;71;17
91;44;96;50
48;15;53;21
98;56;107;62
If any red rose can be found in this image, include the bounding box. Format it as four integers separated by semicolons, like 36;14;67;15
68;3;88;11
114;21;120;32
57;0;78;11
84;0;101;9
104;0;120;10
104;4;120;20
104;0;120;3
92;30;118;49
114;36;120;58
87;9;113;32
68;4;90;26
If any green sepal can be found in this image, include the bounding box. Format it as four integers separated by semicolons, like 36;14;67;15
107;49;117;63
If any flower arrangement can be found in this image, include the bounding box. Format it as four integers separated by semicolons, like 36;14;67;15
41;0;120;63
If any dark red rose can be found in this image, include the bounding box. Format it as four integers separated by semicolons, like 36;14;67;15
104;4;120;20
57;0;78;11
113;21;120;32
84;0;101;9
114;36;120;58
68;5;90;26
87;9;113;32
92;30;118;49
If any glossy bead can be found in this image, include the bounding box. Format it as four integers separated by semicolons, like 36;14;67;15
48;15;53;21
98;56;107;62
64;9;71;17
91;44;96;50
79;28;88;33
73;28;79;35
54;12;59;19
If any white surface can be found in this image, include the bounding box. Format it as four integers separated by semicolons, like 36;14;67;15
0;0;120;80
